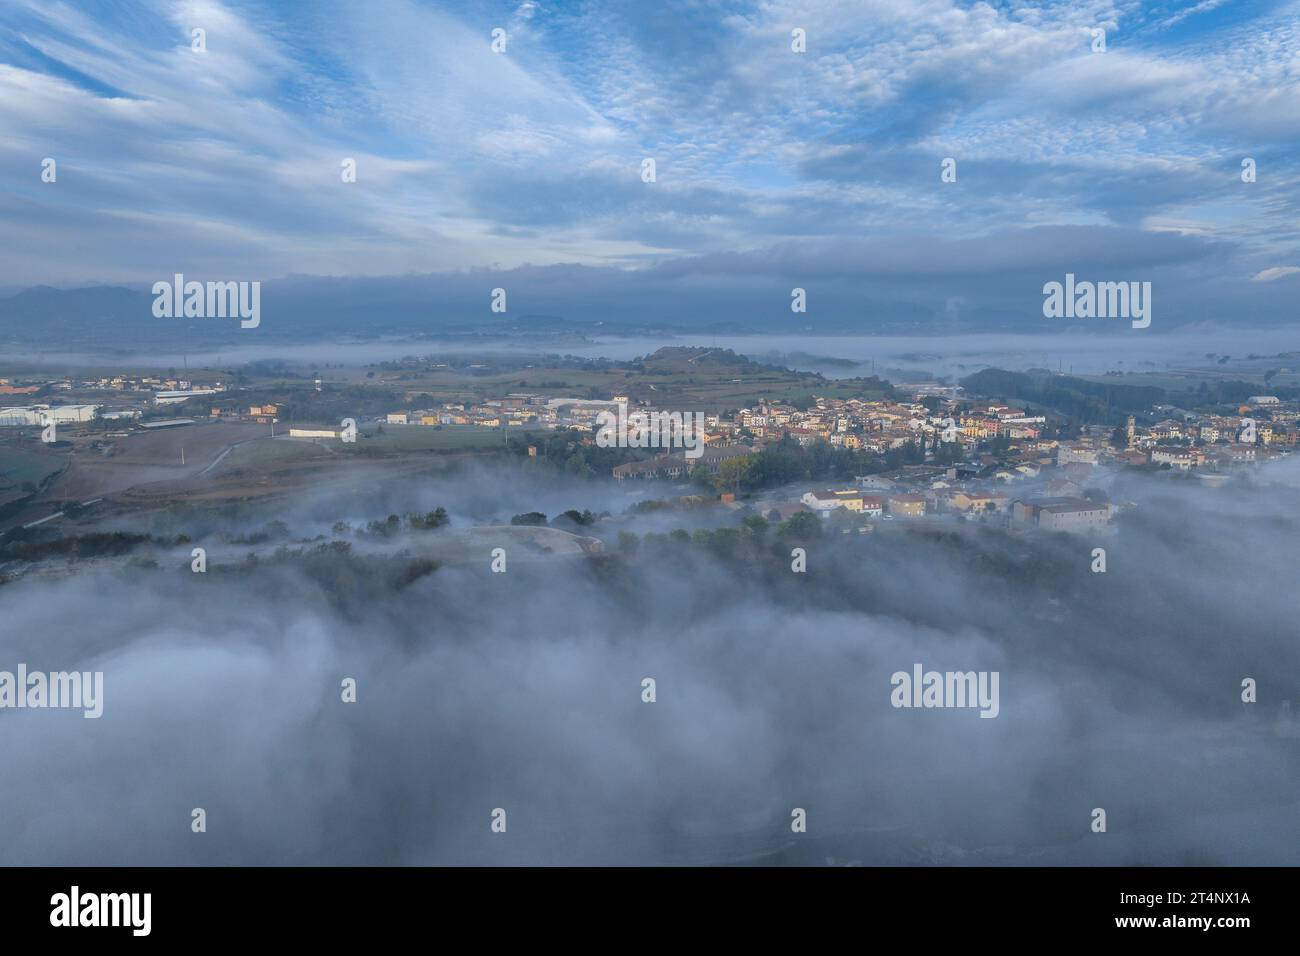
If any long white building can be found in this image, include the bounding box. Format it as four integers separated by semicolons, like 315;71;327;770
0;404;100;426
154;389;220;405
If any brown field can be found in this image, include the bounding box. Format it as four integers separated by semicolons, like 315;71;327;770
0;418;520;528
40;421;267;503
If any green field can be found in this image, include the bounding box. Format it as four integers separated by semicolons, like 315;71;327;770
213;438;335;472
0;445;66;504
384;349;890;413
0;446;65;485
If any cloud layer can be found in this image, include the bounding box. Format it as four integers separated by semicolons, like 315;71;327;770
1;461;1297;864
1;0;1299;326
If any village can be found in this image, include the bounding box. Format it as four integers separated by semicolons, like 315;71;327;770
544;388;1291;530
2;365;1294;538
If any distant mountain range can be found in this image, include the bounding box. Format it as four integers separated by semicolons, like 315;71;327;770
0;273;1284;355
0;282;603;352
0;273;1057;354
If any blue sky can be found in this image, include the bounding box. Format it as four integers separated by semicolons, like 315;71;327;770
1;0;1298;326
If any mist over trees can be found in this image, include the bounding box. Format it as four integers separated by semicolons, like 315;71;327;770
1;461;1296;864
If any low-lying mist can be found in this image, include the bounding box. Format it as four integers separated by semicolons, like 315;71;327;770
0;462;1297;865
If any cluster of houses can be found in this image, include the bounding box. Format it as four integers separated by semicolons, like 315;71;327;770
384;394;630;430
0;373;231;428
794;485;1115;532
0;378;41;396
377;385;1296;507
377;390;1047;467
1;373;208;394
207;403;279;424
726;393;1300;534
709;397;1046;451
1117;399;1297;470
743;396;1299;533
799;488;927;519
381;392;989;451
775;465;1115;534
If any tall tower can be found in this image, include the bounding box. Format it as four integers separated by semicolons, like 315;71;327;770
1126;415;1136;447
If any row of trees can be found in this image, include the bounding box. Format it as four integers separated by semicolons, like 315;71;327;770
688;436;933;495
505;431;643;478
332;509;450;538
962;368;1300;425
614;509;826;560
511;509;599;528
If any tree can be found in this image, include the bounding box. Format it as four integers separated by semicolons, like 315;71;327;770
708;527;742;557
555;509;595;527
409;508;449;529
777;510;823;541
715;455;754;494
742;513;769;538
564;451;589;476
511;512;547;526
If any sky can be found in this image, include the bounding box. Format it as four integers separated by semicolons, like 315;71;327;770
1;0;1299;327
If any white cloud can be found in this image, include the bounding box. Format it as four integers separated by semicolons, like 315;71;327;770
0;0;1298;286
1249;266;1300;282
